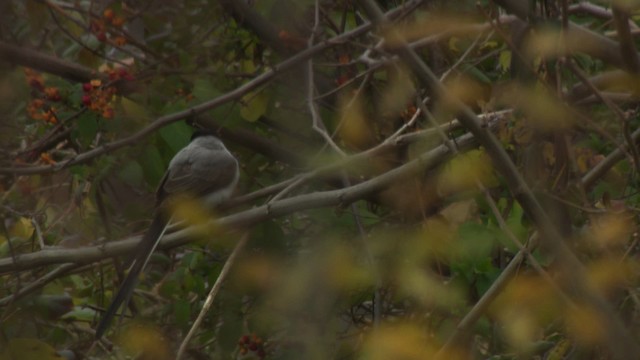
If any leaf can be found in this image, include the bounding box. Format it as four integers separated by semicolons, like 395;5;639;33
117;325;170;360
10;217;34;240
173;298;191;328
75;115;98;147
192;79;220;101
438;149;497;196
453;222;497;268
118;160;144;187
141;146;166;187
158;122;191;155
120;97;150;123
60;307;97;322
1;338;64;360
240;90;268;122
499;50;512;73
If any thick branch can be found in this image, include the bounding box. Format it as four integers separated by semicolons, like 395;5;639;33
0;130;479;273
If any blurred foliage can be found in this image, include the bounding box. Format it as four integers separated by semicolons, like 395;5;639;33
1;0;640;359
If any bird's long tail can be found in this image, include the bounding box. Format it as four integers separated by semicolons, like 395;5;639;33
95;212;169;339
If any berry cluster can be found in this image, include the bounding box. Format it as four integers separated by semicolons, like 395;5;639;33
24;68;62;124
81;67;134;119
238;334;266;358
90;8;126;45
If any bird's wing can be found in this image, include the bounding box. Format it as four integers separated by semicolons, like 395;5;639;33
158;147;238;203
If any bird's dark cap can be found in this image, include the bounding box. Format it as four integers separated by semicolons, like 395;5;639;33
191;129;218;140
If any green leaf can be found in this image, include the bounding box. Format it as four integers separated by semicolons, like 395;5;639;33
173;298;191;328
75;115;98;147
118;160;144;187
159;122;191;155
193;79;221;101
60;307;97;322
141;146;166;187
453;222;497;268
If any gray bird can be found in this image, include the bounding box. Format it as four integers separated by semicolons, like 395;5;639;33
95;130;239;339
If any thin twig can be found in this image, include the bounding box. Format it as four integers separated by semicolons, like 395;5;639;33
176;233;249;360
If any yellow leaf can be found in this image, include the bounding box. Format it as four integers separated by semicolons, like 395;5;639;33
1;338;64;360
361;323;439;360
565;304;606;345
338;92;373;148
438;149;497;196
117;324;171;360
120;97;150;122
379;67;415;117
10;217;34;240
499;50;512;72
587;213;634;249
240;91;268;122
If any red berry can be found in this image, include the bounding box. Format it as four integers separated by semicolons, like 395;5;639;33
82;95;91;106
118;68;128;77
97;32;107;42
82;83;92;92
240;335;250;344
249;343;258;351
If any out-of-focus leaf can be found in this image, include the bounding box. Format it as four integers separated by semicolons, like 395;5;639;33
75;116;98;146
9;217;34;240
1;338;64;360
565;304;606;345
192;79;220;101
438;149;497;196
173;298;191;328
379;67;415;117
141;146;165;187
117;324;171;360
158;122;191;155
60;307;96;322
119;97;150;123
361;323;439;359
118;160;144;187
240;90;268;122
453;222;496;265
338;92;373;148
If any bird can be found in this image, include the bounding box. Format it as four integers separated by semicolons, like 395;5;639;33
95;129;239;339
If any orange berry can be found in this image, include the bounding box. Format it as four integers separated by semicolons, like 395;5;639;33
114;36;127;46
44;87;61;101
103;9;114;20
31;99;45;108
111;16;125;27
40;152;55;164
102;107;114;119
